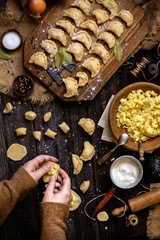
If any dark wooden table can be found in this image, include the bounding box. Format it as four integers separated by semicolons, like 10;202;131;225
0;2;160;238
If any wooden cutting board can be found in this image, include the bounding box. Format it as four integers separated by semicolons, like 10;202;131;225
24;0;148;102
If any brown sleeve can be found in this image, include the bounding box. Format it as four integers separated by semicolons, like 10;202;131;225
40;202;69;240
0;166;37;226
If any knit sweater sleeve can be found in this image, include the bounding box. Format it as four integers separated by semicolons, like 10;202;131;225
0;166;37;226
40;202;69;240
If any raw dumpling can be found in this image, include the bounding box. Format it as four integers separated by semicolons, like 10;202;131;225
80;180;90;193
96;0;118;19
48;28;67;46
116;10;133;26
89;43;109;64
98;31;115;48
67;42;84;61
80;20;99;37
63;77;78;98
63;8;85;27
72;31;92;50
92;9;109;24
29;52;47;70
40;40;57;58
76;72;88;87
80;141;95;161
70;190;81;211
107;21;124;37
78;118;95;135
72;154;83;175
82;57;100;78
56;19;74;37
71;0;91;15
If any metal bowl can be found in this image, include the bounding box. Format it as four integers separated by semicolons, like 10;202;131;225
110;155;143;189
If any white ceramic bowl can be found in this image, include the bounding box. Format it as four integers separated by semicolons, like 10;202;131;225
110;155;143;189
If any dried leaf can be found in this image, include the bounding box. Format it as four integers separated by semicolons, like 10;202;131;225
55;48;72;68
0;48;11;60
114;40;123;62
55;51;63;68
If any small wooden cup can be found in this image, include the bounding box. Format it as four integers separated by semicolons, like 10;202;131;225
12;75;34;97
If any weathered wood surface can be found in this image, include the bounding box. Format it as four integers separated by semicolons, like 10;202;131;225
0;45;160;240
24;0;148;101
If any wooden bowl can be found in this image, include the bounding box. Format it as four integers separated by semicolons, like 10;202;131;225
109;82;160;152
13;75;34;97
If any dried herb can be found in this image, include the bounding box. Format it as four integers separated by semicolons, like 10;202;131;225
0;47;11;60
114;40;123;62
55;48;72;68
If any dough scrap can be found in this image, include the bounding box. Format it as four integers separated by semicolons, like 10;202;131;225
25;111;37;120
78;118;95;135
33;131;41;141
97;211;109;222
7;143;27;161
72;154;83;175
80;180;90;193
44;112;52;122
3;102;13;114
59;122;70;134
15;127;27;136
45;128;57;139
70;190;81;211
80;141;95;161
29;52;48;70
43;161;60;183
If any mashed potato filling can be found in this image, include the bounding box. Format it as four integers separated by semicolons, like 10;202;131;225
116;89;160;142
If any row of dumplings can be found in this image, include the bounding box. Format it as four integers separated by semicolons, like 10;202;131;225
29;0;133;97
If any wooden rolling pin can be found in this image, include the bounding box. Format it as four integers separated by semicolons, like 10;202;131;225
112;188;160;216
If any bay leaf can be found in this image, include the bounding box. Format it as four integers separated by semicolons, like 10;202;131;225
0;47;11;60
55;51;63;68
114;40;123;62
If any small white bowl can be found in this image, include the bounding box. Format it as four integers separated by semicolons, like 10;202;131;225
110;155;143;189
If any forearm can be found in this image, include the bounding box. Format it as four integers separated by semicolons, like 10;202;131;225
40;202;69;240
0;167;37;226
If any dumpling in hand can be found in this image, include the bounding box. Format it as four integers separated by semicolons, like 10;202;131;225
72;31;92;50
40;40;57;58
71;0;91;15
56;20;74;37
98;31;115;48
76;72;88;87
67;42;84;61
89;43;109;64
80;20;99;37
80;141;95;161
96;0;118;19
92;9;109;24
29;52;47;70
116;10;133;26
63;8;85;27
63;77;78;98
107;21;124;37
48;28;67;46
82;57;100;78
78;118;95;135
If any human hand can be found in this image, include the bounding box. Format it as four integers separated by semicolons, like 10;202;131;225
23;155;58;183
42;168;72;206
